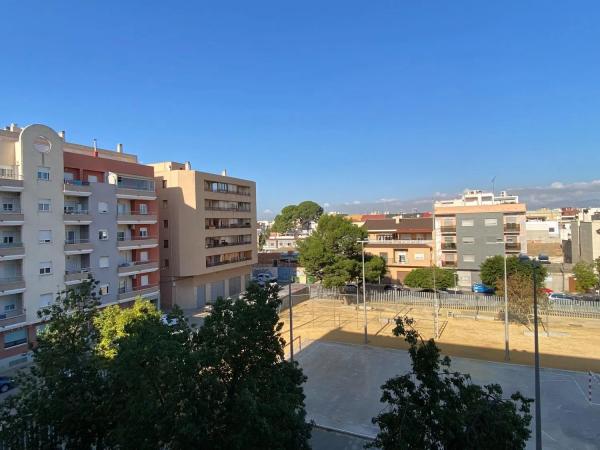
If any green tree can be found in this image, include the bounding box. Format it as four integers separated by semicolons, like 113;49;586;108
258;226;270;250
272;205;298;233
294;201;323;230
496;273;549;325
298;215;386;287
403;267;456;289
572;261;598;293
271;201;323;234
480;255;547;289
370;317;532;450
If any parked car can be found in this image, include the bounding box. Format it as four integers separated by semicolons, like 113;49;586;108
542;288;554;295
384;284;408;292
160;314;179;327
253;273;277;287
0;376;14;393
342;284;358;294
472;283;495;294
548;292;574;301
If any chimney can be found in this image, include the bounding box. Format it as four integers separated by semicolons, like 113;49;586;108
117;143;123;153
221;169;227;176
9;123;18;132
59;131;66;139
184;161;192;170
93;139;99;158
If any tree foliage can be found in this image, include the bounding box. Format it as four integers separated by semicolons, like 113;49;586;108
0;281;311;449
496;273;549;325
403;267;456;289
572;261;598;293
370;317;532;450
480;255;547;290
271;201;323;233
297;215;386;287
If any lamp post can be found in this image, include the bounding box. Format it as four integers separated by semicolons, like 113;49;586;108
519;255;542;450
497;238;510;361
358;239;369;344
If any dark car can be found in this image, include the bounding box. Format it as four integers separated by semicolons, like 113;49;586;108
0;376;14;393
342;284;358;294
384;284;407;292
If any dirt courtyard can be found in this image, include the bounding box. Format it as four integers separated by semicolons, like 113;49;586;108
280;298;600;372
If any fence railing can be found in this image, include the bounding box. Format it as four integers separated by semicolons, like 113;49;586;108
307;286;600;319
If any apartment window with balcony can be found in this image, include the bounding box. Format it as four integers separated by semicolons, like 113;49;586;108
484;218;498;227
98;230;109;241
139;228;148;238
39;293;53;308
1;199;15;212
38;199;51;212
99;257;110;268
88;175;98;183
63;172;74;181
39;262;52;275
1;233;14;245
4;303;15;312
4;329;27;349
139;203;148;215
38;230;52;244
461;219;474;227
139;251;148;262
140;275;149;287
117;231;126;241
99;284;109;296
37;167;50;181
463;255;475;263
462;236;475;244
98;202;108;213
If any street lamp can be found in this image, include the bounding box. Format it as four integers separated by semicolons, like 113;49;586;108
497;238;510;361
358;239;369;344
519;254;542;450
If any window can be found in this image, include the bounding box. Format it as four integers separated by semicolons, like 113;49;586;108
139;227;148;238
463;255;475;263
163;240;169;248
549;227;556;233
98;202;108;213
139;251;148;262
164;259;170;268
3;303;15;312
2;234;14;245
462;236;475;244
38;230;52;244
140;275;149;287
117;231;125;241
39;261;52;275
63;172;74;181
484;218;498;227
461;219;474;227
162;200;168;209
88;175;98;183
38;199;51;212
396;251;407;263
99;284;109;296
414;253;425;261
1;200;14;212
37;167;50;181
162;180;167;189
139;203;148;215
4;329;27;348
39;293;53;308
163;220;168;228
98;230;109;241
99;256;110;268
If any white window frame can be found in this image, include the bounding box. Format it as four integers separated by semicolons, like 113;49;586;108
98;202;108;214
38;199;51;213
463;255;475;263
140;275;149;287
462;236;475;244
98;230;109;241
461;219;474;227
139;227;148;238
139;203;148;215
39;261;52;275
484;218;498;227
99;284;109;296
38;230;52;244
37;166;50;181
99;256;110;268
39;293;53;308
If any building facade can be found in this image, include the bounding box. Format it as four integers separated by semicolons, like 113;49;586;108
364;218;434;283
570;217;600;264
434;191;527;287
151;162;257;310
0;123;159;368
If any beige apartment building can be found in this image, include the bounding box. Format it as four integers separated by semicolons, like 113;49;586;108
151;162;257;309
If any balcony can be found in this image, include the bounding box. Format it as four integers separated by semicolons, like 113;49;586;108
205;223;252;230
63;180;92;197
441;260;457;267
117;236;158;250
504;223;521;233
505;242;521;252
64;238;94;255
64;268;91;284
0;277;25;295
0;310;26;327
205;205;252;212
118;284;159;301
441;242;457;251
206;256;252;268
117;210;158;224
0;210;24;226
118;260;159;276
63;209;92;225
206;240;253;249
0;242;25;259
367;239;433;246
440;226;456;234
116;178;156;200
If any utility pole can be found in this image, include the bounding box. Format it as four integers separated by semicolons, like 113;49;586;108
288;280;294;361
359;239;369;344
432;206;439;338
498;238;510;361
532;266;542;449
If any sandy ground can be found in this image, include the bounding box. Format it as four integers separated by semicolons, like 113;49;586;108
280;298;600;372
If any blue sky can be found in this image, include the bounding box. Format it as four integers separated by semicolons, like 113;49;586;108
2;1;600;218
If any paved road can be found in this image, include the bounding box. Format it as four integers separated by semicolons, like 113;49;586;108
297;341;600;450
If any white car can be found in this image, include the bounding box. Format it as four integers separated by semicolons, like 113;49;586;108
253;273;277;287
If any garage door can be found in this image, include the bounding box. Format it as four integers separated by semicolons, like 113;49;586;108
211;280;225;301
229;276;241;297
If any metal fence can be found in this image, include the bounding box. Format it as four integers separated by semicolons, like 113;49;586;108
307;286;600;319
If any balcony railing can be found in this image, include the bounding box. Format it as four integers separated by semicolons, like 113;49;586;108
64;208;89;215
0;207;22;214
117;179;155;191
206;256;252;267
64;179;90;186
505;242;520;251
0;276;24;284
441;243;457;250
440;226;456;233
117;284;159;299
117;235;157;242
368;239;432;245
0;241;23;249
205;223;252;230
0;166;20;180
441;260;457;267
206;240;252;248
205;206;252;212
504;223;521;233
205;186;251;196
117;210;156;216
118;260;158;268
65;238;90;245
